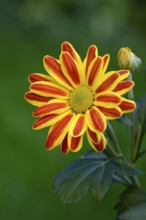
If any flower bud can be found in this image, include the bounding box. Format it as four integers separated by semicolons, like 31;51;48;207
117;47;141;72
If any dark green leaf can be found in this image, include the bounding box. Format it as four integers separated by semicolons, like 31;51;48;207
53;153;142;203
90;158;113;200
113;158;143;176
53;153;112;203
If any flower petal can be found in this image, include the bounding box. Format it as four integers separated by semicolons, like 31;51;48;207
86;107;107;132
24;92;52;106
70;136;83;152
84;45;98;75
95;91;121;108
98;106;122;119
113;81;135;95
61;41;82;64
69;114;87;137
33;112;69;130
86;128;101;144
95;71;120;93
86;56;103;87
28;73;54;83
61;134;70;154
119;98;136;113
60;52;81;87
30;81;69;99
118;70;130;80
61;133;83;153
91;133;106;152
43;55;72;90
32;99;69;117
102;54;110;74
69;135;83;152
46;112;75;150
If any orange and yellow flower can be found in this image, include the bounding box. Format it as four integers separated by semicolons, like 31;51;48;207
24;42;136;153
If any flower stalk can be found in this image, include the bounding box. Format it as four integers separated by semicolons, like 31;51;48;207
127;73;142;187
128;73;136;164
107;121;123;156
117;47;143;188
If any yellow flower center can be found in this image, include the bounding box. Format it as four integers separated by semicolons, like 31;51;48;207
69;87;94;113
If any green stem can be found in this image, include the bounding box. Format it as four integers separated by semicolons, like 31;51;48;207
128;72;141;187
105;141;133;186
133;124;142;163
128;73;134;100
137;149;146;160
129;114;136;164
129;176;142;188
128;73;136;164
105;143;119;158
107;121;123;156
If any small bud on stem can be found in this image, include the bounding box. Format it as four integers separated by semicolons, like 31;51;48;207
117;47;141;72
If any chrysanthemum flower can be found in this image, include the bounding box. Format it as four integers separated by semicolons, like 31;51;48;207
24;42;136;153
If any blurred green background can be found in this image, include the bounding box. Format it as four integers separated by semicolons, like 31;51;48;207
1;0;146;219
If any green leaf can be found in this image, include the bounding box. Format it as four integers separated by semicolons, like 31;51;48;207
53;153;142;203
53;154;111;203
116;186;146;219
113;158;143;176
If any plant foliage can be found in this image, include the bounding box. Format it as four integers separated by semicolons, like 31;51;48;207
53;153;142;203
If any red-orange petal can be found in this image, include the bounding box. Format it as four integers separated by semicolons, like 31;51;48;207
28;73;53;83
98;106;122;119
61;41;80;62
46;113;74;149
95;72;119;93
61;134;69;154
85;45;98;75
113;81;134;94
43;55;72;89
73;116;84;136
102;54;110;74
30;81;68;98
69;114;86;137
119;98;136;113
24;92;52;106
87;128;100;144
92;134;106;151
32;101;68;116
87;107;106;132
87;56;103;87
70;136;82;152
33;114;58;129
60;52;80;86
118;70;130;80
96;92;121;104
